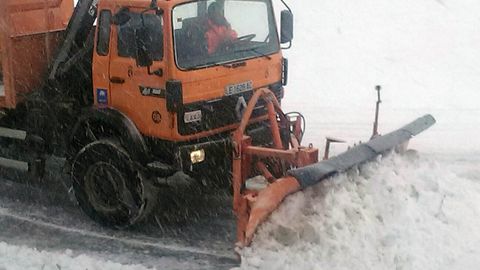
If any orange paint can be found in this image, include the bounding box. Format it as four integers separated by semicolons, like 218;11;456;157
231;88;319;247
0;0;73;108
92;1;283;141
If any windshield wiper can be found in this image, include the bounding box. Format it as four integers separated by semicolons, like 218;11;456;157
189;61;222;69
234;46;272;60
222;61;247;68
184;46;272;69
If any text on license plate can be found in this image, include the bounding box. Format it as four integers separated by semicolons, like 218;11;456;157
184;110;202;123
225;81;253;96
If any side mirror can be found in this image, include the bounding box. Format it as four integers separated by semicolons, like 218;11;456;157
280;10;293;44
135;27;153;67
113;9;131;25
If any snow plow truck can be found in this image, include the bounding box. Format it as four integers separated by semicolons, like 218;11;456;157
0;0;435;249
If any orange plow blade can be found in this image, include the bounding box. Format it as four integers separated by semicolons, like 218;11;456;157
232;89;436;248
244;176;300;245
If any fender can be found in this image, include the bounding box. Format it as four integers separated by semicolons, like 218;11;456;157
68;107;150;164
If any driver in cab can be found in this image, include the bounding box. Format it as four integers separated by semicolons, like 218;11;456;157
205;3;238;54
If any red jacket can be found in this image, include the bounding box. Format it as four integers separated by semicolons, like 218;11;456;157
205;20;238;54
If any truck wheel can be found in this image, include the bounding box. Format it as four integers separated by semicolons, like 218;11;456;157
71;139;153;227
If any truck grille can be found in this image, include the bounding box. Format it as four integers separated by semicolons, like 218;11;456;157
178;86;282;136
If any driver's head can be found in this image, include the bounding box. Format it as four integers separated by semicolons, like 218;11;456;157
208;2;227;26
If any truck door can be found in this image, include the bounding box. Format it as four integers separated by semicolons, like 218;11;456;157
108;9;169;138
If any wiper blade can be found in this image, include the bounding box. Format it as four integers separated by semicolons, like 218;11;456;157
234;46;272;60
191;61;222;69
185;47;272;69
222;61;247;68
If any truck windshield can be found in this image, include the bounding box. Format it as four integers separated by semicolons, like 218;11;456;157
173;0;280;70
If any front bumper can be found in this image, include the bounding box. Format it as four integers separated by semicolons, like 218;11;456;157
174;122;273;182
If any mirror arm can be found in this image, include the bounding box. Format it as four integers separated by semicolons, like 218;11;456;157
280;0;292;13
281;41;292;50
143;1;162;14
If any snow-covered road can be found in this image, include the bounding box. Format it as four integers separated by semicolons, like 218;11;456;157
2;0;480;269
0;175;242;269
0;174;238;269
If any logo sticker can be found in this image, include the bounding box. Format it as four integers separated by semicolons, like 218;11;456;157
152;111;162;124
89;0;99;16
139;86;165;98
97;89;108;105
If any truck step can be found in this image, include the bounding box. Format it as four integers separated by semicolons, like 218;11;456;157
0;157;28;172
0;127;45;176
0;126;45;152
0;127;27;141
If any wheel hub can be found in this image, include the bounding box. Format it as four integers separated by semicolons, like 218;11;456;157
84;161;126;213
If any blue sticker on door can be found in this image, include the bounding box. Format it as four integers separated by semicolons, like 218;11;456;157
97;89;108;105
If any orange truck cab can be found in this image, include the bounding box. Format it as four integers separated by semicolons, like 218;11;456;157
0;0;294;227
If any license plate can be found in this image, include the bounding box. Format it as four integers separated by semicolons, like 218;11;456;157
225;81;253;96
184;110;202;123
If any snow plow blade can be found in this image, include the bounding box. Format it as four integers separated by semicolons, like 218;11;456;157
288;114;436;189
232;93;436;248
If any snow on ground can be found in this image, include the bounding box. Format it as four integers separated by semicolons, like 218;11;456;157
0;242;150;270
0;173;237;270
239;0;480;269
239;154;480;270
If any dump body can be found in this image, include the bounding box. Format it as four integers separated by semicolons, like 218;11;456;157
0;0;73;108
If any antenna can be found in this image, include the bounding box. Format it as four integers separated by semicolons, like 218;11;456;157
371;85;382;139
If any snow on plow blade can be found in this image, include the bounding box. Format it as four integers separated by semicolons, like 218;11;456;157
289;114;436;189
239;114;436;247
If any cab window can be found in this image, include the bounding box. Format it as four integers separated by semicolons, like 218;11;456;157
117;11;164;61
173;0;279;70
97;10;112;56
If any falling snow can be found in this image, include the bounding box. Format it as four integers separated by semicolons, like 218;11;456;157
1;0;479;269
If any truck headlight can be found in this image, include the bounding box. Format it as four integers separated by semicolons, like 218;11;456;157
190;149;205;164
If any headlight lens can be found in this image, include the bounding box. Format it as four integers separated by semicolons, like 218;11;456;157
190;149;205;164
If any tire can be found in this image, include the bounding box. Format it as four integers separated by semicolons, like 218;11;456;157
71;139;154;227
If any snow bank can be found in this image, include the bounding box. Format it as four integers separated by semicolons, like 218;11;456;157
0;242;152;270
237;0;480;266
239;154;480;270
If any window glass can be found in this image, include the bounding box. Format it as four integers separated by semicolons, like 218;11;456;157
225;1;269;43
97;10;112;56
117;12;163;61
173;0;279;70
